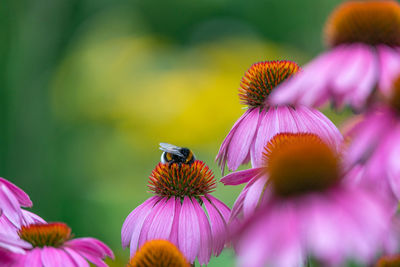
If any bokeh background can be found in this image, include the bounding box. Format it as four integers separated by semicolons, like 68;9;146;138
0;0;351;265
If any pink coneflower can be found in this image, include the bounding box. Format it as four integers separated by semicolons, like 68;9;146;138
121;160;230;265
128;239;189;267
227;133;392;267
0;222;114;266
216;60;342;173
343;76;400;209
271;0;400;110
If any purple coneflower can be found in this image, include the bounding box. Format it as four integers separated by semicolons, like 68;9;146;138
272;0;400;110
0;222;114;267
128;239;189;267
121;160;230;265
228;133;392;267
216;60;342;173
343;76;400;209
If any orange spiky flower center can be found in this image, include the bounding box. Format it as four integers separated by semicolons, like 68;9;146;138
128;240;189;267
148;160;216;199
376;255;400;267
263;133;340;197
390;76;400;114
325;0;400;47
18;223;72;248
239;60;300;108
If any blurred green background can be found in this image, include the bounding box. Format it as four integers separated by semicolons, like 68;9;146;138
0;0;348;266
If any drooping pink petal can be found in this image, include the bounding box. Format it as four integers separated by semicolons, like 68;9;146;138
220;167;264;186
0;233;31;254
0;178;32;207
178;197;200;263
0;184;23;229
168;197;181;247
216;109;252;173
226;108;260;171
121;196;159;249
41;247;64;267
64;247;90;267
250;108;276;167
378;45;400;96
192;199;212;265
243;176;267;218
22;248;42;267
147;197;176;241
137;198;167;249
202;195;229;256
66;238;114;260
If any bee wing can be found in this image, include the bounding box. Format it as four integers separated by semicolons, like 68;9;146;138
159;143;184;157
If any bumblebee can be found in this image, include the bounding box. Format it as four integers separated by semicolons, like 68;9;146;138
159;143;195;166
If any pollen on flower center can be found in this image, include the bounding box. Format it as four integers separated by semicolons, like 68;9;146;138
325;0;400;47
18;223;72;248
128;240;189;267
239;60;300;108
148;160;216;199
263;133;340;197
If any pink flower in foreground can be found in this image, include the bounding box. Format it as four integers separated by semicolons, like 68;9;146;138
271;0;400;110
343;84;400;209
0;222;114;267
228;133;393;267
121;160;230;265
216;60;342;173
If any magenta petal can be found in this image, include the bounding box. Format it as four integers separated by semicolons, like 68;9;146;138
243;177;267;217
147;197;176;241
21;210;45;225
0;185;23;229
66;238;113;260
0;233;31;254
64;247;90;267
137;198;167;250
202;195;228;256
178;197;200;263
41;247;63;267
22;248;42;267
378;45;400;95
220;167;263;186
121;196;159;249
192;199;212;265
216;109;252;174
168;197;181;247
0;178;32;208
226;108;260;171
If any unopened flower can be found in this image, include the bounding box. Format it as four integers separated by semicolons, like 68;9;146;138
128;239;189;267
272;0;400;110
227;133;392;267
216;60;342;173
0;222;114;266
121;160;230;265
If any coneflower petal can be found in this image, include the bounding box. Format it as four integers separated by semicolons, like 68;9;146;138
178;197;200;263
193;199;212;265
121;196;159;249
147;197;176;241
227;108;260;171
